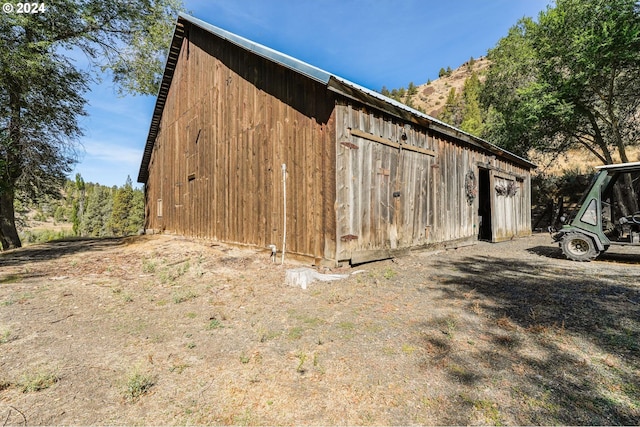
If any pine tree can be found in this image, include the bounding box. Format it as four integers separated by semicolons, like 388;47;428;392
439;87;461;126
460;72;484;136
108;176;135;236
82;185;114;237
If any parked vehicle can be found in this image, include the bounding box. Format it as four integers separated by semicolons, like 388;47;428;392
554;162;640;261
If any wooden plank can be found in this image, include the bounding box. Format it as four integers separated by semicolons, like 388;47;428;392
350;128;400;149
349;128;436;157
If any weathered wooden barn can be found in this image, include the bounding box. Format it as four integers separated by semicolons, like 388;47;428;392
137;13;536;266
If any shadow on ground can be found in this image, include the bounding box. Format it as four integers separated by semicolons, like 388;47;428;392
528;243;640;265
418;251;640;425
0;237;126;269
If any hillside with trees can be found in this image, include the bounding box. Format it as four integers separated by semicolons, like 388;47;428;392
382;0;640;173
0;0;183;250
16;175;144;244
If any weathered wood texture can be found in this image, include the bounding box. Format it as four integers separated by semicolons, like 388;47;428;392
141;19;533;265
491;172;530;242
144;25;337;261
335;102;531;262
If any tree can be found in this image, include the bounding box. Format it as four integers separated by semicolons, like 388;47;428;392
71;173;85;236
481;0;640;164
0;0;183;250
81;184;113;237
108;176;135;236
460;72;484;136
439;87;460;126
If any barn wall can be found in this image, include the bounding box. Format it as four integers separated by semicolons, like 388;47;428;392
144;25;338;262
335;102;532;263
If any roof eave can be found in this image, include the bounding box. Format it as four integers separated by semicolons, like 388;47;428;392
138;13;537;184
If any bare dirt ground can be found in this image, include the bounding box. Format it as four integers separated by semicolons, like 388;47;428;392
1;233;639;425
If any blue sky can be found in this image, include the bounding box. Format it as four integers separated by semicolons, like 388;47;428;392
70;0;552;188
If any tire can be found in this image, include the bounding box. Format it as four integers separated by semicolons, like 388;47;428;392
561;232;599;261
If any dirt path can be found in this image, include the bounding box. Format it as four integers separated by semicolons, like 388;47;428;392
1;234;639;425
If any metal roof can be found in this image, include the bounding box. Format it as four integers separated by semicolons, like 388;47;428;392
137;13;536;183
595;161;640;172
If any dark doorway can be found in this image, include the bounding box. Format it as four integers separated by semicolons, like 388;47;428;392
478;168;492;241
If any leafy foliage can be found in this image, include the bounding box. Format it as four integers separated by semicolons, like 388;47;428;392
481;0;640;163
0;0;183;250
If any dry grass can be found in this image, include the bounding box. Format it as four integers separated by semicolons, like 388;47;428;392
0;234;639;425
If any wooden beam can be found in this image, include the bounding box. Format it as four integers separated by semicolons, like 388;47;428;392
349;128;436;157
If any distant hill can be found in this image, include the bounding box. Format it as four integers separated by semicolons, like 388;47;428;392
388;57;490;119
393;56;639;174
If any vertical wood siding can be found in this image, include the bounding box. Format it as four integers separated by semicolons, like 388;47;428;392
143;25;337;262
141;24;533;265
335;102;532;263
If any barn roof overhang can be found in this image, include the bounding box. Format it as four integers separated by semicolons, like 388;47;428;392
137;13;536;183
326;76;536;169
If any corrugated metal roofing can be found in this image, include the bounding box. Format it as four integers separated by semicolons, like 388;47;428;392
137;13;536;183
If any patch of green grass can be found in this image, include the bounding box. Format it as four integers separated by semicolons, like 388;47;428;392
287;326;304;340
402;344;417;355
0;329;12;344
19;229;74;245
383;267;397;279
20;368;59;393
142;258;157;273
123;370;155;402
173;290;198;304
169;363;190;374
259;329;282;342
296;352;307;373
2;292;34;306
338;321;356;331
0;274;21;284
302;316;325;327
207;319;223;330
473;399;503;425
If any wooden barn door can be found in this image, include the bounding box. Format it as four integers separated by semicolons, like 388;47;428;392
490;172;521;242
336;133;432;264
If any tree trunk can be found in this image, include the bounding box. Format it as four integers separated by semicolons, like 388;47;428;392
0;188;21;250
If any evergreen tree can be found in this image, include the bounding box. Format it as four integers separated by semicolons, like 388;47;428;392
407;82;418;96
460;72;484;136
82;185;113;237
108;176;134;236
72;173;85;236
129;188;145;235
440;87;461;126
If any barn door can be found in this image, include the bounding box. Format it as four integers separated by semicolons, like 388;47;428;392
336;131;432;264
490;172;521;242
